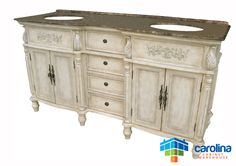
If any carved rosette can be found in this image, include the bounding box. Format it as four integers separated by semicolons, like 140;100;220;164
23;29;28;43
206;47;219;70
74;32;81;51
124;36;132;58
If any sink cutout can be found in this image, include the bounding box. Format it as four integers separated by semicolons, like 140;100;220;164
150;24;203;32
45;16;84;20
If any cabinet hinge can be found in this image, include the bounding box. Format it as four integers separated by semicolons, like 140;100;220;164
29;53;32;61
200;82;203;92
73;61;76;69
194;123;197;132
76;95;78;103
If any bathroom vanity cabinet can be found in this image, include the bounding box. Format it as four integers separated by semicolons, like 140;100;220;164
15;10;230;158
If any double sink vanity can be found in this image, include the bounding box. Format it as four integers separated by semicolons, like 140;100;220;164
15;10;230;158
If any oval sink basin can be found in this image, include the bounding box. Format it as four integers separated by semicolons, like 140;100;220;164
150;24;203;32
45;16;84;20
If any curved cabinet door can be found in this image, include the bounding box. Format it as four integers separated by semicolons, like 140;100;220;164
132;64;165;130
30;49;55;102
51;52;77;108
162;70;202;138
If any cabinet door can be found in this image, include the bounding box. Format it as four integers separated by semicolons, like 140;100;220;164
162;70;202;138
51;52;77;108
30;49;55;102
132;65;165;130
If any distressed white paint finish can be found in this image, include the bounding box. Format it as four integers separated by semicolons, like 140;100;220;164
29;48;55;102
88;93;124;117
20;24;222;159
87;54;124;75
162;70;202;138
88;75;124;96
86;30;126;54
132;37;204;69
132;64;165;130
51;52;77;108
27;26;74;50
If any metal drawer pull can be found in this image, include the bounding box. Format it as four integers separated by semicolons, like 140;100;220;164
163;86;168;110
103;39;107;43
159;85;163;109
104;82;109;86
104;102;109;106
51;65;56;86
48;64;53;85
103;61;108;65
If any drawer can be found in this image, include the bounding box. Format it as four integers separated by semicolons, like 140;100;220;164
86;31;126;54
132;37;204;69
89;94;124;116
88;75;124;96
87;55;124;75
27;26;73;50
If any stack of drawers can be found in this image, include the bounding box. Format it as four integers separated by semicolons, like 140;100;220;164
85;30;126;118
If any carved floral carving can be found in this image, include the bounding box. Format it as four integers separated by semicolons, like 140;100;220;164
23;30;28;43
206;47;218;70
146;45;189;61
124;36;132;58
37;32;62;44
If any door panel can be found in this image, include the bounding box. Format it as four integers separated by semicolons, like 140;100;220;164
30;49;55;102
51;52;76;108
132;64;165;130
162;70;202;138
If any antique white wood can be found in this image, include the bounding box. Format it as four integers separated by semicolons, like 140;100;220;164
51;51;77;108
162;70;202;138
19;23;223;158
29;48;55;102
132;64;165;130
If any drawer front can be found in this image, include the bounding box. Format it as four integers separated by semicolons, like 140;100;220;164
27;27;73;50
86;31;126;53
88;75;124;96
89;94;124;116
132;38;204;68
87;55;124;75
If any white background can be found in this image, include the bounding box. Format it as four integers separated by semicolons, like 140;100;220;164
1;0;236;165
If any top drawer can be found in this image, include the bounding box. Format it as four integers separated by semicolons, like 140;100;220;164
27;26;74;50
85;31;126;54
132;37;205;69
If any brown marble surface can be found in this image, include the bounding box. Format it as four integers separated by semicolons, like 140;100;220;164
15;10;230;41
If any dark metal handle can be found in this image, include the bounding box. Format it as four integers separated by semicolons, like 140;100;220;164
104;102;109;106
48;64;52;84
159;85;163;109
163;86;168;110
103;39;107;43
103;61;108;65
104;82;108;86
51;65;56;86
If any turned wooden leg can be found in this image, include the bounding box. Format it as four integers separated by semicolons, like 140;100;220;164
78;111;87;126
192;142;204;159
30;97;39;112
123;122;132;139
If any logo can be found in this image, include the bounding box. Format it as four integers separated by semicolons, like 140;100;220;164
160;137;188;163
194;144;232;159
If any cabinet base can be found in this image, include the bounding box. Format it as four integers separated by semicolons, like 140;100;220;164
123;123;132;139
30;97;39;112
78;113;87;126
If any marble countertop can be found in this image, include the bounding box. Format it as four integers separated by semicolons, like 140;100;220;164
15;10;230;41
